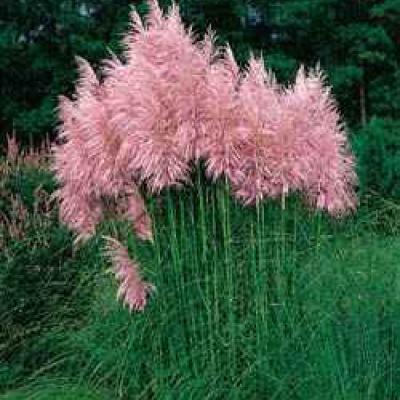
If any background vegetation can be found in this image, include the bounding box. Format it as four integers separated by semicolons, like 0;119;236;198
1;0;400;398
1;0;399;141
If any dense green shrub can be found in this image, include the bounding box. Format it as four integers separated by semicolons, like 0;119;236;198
0;162;102;388
354;118;400;199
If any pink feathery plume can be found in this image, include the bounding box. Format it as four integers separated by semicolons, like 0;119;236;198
60;190;104;245
230;56;285;204
6;132;19;165
52;95;101;238
287;66;357;215
192;29;220;160
72;57;126;197
104;1;210;192
199;45;246;183
52;59;103;201
103;237;154;312
53;57;130;241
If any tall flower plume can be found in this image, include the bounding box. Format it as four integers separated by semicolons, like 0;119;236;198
229;55;285;204
104;1;211;192
284;66;357;214
198;45;246;183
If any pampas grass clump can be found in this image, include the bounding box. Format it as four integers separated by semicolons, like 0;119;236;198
53;0;357;311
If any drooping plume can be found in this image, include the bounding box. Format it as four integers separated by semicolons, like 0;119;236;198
53;57;153;242
103;237;154;312
52;62;104;240
58;57;127;197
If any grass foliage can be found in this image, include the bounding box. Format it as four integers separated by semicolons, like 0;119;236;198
1;165;400;399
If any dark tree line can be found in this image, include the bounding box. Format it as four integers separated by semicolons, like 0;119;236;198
0;0;399;144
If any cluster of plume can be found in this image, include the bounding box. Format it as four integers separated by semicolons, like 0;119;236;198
6;132;50;170
52;0;357;311
1;134;54;250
